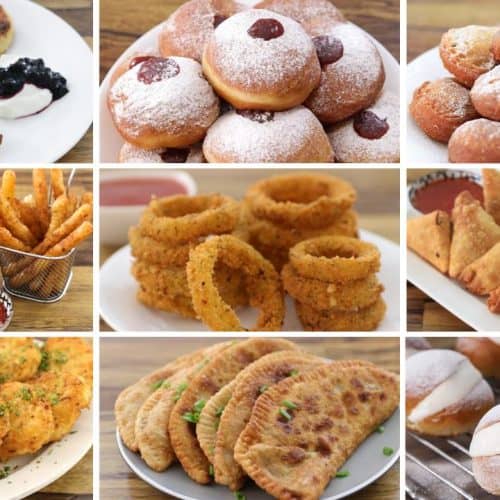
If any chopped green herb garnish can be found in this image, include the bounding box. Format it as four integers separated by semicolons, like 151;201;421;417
182;399;206;424
376;425;385;434
19;387;32;401
53;350;68;365
151;380;164;391
0;466;10;479
289;369;299;377
209;464;214;477
383;447;394;456
39;351;49;372
259;384;268;394
282;400;297;410
173;382;188;402
193;399;206;412
0;405;6;417
215;406;225;418
0;375;8;384
279;408;292;421
49;393;60;405
234;491;246;500
335;470;350;478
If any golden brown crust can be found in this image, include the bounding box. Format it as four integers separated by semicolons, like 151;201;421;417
470;66;500;120
168;338;297;484
0;338;41;383
456;337;500;378
492;29;500;61
458;242;500;295
410;78;479;143
449;119;500;163
0;6;13;54
482;168;500;225
234;361;399;500
488;286;500;313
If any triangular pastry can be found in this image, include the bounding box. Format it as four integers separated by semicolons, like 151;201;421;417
459;242;500;295
483;169;500;225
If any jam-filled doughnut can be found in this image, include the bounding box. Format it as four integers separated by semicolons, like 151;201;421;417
254;0;344;26
449;119;500;163
159;0;240;62
119;142;205;163
328;91;399;163
202;9;321;110
471;66;500;121
440;25;498;88
108;56;219;149
110;48;160;87
493;29;500;61
203;106;333;162
304;21;385;123
410;77;479;143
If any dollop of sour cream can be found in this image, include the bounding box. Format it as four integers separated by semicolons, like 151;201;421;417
0;54;52;119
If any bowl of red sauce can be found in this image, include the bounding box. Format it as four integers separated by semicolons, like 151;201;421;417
0;288;14;331
100;170;197;246
408;169;483;216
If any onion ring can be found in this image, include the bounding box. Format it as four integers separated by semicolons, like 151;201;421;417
289;236;380;282
139;194;239;245
295;297;386;331
137;287;196;319
187;235;284;331
245;174;356;229
246;239;290;272
282;263;383;311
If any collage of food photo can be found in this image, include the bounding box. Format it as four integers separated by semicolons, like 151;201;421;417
0;0;498;499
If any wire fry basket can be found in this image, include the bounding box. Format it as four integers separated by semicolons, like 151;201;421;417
0;246;76;303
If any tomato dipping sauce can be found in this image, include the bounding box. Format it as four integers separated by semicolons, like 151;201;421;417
100;178;188;206
0;303;6;325
412;177;483;215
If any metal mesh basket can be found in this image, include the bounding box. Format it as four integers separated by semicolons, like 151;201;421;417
0;246;76;303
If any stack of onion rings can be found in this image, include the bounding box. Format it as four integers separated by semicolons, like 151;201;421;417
283;235;386;331
187;235;285;331
244;174;358;270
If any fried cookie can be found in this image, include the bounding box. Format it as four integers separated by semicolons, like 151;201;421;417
0;338;41;383
214;350;325;491
234;360;399;500
168;338;296;484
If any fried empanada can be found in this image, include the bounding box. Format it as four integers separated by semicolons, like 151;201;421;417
168;338;297;484
449;191;500;278
213;350;326;491
483;169;500;225
0;338;41;383
407;210;451;274
116;342;230;452
0;382;54;461
459;242;500;295
488;287;500;313
234;361;399;500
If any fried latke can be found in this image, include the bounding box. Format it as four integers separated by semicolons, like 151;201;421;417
0;338;42;383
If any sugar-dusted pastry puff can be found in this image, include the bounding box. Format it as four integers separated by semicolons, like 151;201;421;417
449;119;500;163
407;210;451;274
406;349;495;436
456;337;500;378
234;360;399;500
458;242;500;296
492;29;500;61
470;405;500;495
471;66;500;121
406;337;432;359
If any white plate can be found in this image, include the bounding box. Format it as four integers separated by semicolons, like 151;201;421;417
0;406;92;500
0;0;93;163
117;403;399;500
99;21;400;162
100;229;400;332
406;47;451;163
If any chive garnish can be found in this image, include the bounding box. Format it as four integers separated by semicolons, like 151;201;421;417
336;470;349;478
182;399;206;424
383;446;394;456
376;425;385;434
289;369;299;377
282;400;297;410
259;384;268;394
209;464;214;477
279;408;292;421
151;379;164;391
234;492;246;500
173;382;188;402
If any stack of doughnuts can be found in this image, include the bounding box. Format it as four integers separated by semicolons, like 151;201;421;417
107;0;399;163
410;25;500;162
244;173;358;270
283;235;386;331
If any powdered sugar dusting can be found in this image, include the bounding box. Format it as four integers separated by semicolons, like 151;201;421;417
476;405;500;432
109;56;219;137
472;65;500;100
119;142;205;163
256;0;344;25
328;91;400;162
203;106;324;161
209;9;316;89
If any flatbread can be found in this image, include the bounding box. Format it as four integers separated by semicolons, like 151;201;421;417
449;191;500;278
459;241;500;295
234;360;399;500
483;168;500;225
407;210;451;274
214;350;326;491
169;338;297;484
0;338;41;383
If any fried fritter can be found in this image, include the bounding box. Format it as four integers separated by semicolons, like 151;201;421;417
234;361;399;500
213;351;325;491
0;382;54;462
169;338;297;484
0;401;9;447
0;338;42;383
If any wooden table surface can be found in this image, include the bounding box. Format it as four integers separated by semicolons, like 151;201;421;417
100;0;399;81
408;0;500;61
3;169;93;332
406;168;473;332
36;0;93;163
99;168;400;331
100;337;400;500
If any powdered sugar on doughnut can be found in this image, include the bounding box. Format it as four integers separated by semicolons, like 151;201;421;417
119;142;205;163
109;56;219;137
208;9;316;90
328;91;399;163
255;0;344;24
475;405;500;432
203;106;328;162
471;66;500;104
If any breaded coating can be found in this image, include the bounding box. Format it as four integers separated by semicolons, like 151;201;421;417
0;338;42;383
483;169;500;225
459;242;500;295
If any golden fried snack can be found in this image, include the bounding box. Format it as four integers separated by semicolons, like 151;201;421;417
45;221;93;257
0;338;41;383
187;235;284;331
214;350;323;491
459;242;500;295
488;287;500;313
0;402;9;447
0;195;37;247
1;170;16;199
32;169;49;233
407;210;451;274
0;382;54;461
137;288;197;318
50;169;65;199
234;361;399;499
0;227;29;251
482;168;500;225
168;338;296;484
282;263;383;311
116;343;231;452
449;191;500;278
